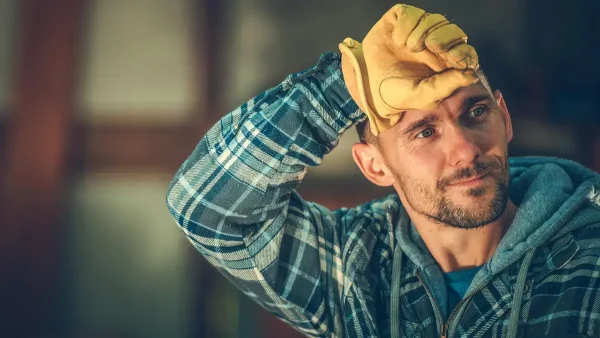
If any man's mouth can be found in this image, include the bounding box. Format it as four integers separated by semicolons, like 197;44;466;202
449;174;488;187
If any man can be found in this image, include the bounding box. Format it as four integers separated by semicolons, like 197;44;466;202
166;4;600;338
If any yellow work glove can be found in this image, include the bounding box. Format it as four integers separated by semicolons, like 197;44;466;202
339;4;480;136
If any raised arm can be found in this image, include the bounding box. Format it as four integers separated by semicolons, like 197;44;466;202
166;52;365;336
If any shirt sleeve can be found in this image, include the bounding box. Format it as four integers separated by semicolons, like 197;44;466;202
166;52;366;337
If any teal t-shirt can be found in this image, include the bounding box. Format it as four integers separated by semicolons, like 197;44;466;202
443;265;482;315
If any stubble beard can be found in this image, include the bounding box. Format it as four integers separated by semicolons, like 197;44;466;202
398;155;510;230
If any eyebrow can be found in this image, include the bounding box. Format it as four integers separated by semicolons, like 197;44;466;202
457;94;493;114
401;114;439;136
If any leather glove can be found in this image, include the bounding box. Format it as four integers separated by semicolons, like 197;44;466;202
339;4;480;136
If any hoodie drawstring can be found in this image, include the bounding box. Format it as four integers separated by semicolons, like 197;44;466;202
390;240;403;338
507;248;537;338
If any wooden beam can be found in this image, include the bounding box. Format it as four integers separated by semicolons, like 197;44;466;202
193;0;223;127
0;117;7;187
0;0;84;336
190;0;222;337
74;121;199;174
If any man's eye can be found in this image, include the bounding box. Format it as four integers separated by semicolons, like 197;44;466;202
470;106;486;117
416;128;434;138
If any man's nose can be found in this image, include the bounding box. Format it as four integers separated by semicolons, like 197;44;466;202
446;126;481;167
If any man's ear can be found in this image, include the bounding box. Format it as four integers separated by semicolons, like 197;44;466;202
351;142;396;187
494;89;513;143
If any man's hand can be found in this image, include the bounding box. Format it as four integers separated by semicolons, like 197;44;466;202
339;4;480;136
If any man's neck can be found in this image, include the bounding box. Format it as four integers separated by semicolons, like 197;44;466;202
408;200;518;273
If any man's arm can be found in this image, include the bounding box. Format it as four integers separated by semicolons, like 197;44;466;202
166;52;366;336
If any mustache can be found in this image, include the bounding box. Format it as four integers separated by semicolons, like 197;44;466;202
437;160;502;190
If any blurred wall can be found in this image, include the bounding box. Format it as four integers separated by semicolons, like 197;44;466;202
79;0;196;123
63;1;197;337
0;0;18;117
63;174;191;338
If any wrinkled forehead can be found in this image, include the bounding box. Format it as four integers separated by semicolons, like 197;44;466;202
418;82;493;114
400;82;494;122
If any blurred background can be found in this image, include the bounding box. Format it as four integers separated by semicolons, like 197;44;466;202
0;0;599;337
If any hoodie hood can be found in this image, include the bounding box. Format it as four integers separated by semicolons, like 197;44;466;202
484;156;600;277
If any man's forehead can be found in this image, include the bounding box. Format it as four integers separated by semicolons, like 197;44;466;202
404;83;492;118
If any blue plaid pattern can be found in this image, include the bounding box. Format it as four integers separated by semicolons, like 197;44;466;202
166;52;600;337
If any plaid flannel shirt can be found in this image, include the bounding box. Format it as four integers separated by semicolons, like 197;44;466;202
166;52;600;337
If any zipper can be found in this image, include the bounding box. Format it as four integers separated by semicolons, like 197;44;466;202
416;271;487;338
440;323;448;338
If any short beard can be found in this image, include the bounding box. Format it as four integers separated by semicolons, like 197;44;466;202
398;156;510;230
432;176;508;229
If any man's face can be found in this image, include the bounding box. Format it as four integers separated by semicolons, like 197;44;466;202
377;83;512;229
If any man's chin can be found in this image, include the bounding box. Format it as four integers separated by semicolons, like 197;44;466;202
455;197;508;226
449;185;495;200
435;206;505;229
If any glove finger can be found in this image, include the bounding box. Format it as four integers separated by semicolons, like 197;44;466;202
425;24;468;54
412;69;479;108
392;5;426;47
406;13;450;52
339;38;368;113
379;69;478;110
438;43;479;70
